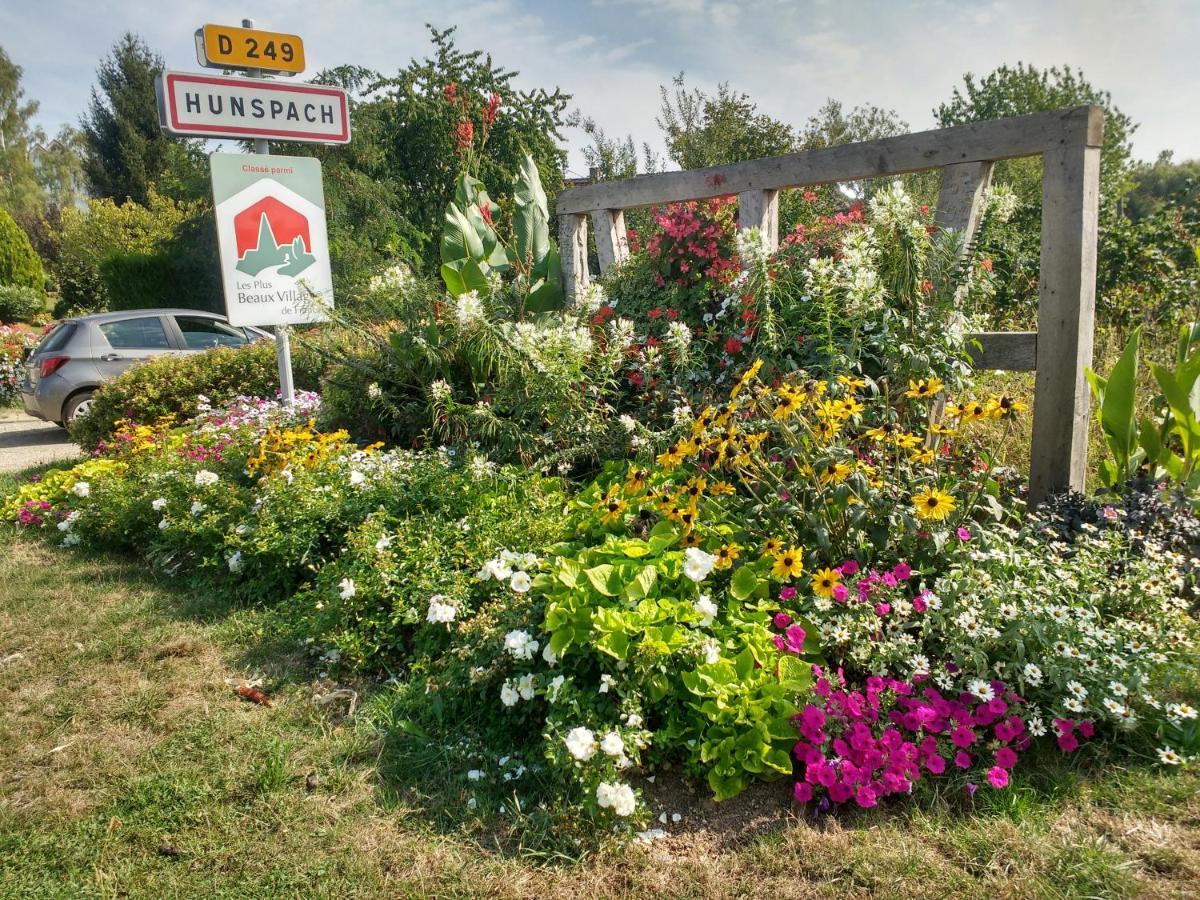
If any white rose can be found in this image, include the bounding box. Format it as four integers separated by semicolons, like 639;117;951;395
194;470;218;487
595;781;636;817
71;481;90;498
600;731;625;757
564;726;597;761
500;681;520;707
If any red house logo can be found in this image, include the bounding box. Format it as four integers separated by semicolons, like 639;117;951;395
232;196;316;277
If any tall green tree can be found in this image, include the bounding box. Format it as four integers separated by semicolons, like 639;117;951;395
81;33;205;205
279;28;570;286
657;74;795;169
0;47;45;217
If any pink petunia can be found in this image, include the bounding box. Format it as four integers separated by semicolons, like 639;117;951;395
839;560;860;576
954;751;972;769
833;584;850;603
994;747;1018;769
1057;732;1079;753
956;527;972;541
793;781;813;804
987;766;1010;789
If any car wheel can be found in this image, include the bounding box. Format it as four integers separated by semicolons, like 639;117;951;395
63;391;95;424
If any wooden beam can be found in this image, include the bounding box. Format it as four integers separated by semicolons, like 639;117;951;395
558;213;590;305
1029;141;1102;503
738;189;779;252
966;331;1037;371
591;209;629;274
556;106;1103;215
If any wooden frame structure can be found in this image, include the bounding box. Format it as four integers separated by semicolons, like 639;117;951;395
556;105;1104;504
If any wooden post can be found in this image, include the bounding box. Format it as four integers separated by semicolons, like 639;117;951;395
1029;141;1101;503
738;189;779;252
559;213;590;305
591;209;629;274
934;161;994;237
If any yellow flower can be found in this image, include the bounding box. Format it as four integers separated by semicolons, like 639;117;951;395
656;444;683;470
891;432;923;450
601;497;628;523
625;467;649;495
709;480;736;497
818;461;853;486
911;488;957;521
813;418;842;442
986;395;1028;418
909;448;936;465
771;547;805;580
836;374;867;391
714;543;741;569
683;477;707;502
731;359;764;398
762;537;783;558
772;392;803;421
810;567;842;599
681;531;703;548
905;378;944;399
949;400;988;422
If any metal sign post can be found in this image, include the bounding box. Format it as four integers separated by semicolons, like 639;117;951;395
242;18;294;404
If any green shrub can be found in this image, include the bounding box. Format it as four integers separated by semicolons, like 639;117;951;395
0;207;45;293
0;284;44;323
100;248;220;314
69;340;324;449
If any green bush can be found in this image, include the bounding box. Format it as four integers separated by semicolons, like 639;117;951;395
69;340;324;449
0;285;44;324
0;207;45;293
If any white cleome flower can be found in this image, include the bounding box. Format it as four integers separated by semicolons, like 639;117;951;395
454;290;485;326
427;595;456;624
693;594;718;626
71;481;90;498
509;571;532;593
595;781;637;817
375;534;394;553
682;547;717;583
503;629;539;660
194;470;219;487
430;380;452;403
565;726;597;761
600;731;625;757
339;578;357;600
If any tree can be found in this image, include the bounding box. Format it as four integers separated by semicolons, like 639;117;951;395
657;74;795;169
934;63;1136;211
569;113;642;181
81;33;205;205
1125;152;1200;222
0;206;44;292
280;28;570;282
0;47;45;217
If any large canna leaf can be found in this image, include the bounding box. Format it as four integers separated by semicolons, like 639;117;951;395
1087;328;1140;483
512;152;552;270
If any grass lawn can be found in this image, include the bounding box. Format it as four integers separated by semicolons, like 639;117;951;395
1;528;1198;899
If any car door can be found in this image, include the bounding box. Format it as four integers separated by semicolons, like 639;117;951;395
171;315;254;353
94;315;175;380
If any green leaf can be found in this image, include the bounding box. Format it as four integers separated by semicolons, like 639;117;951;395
623;564;658;602
730;565;760;602
439;258;489;298
512;152;551;267
440;202;484;265
1097;327;1140;477
584;564;621;597
763;746;793;775
734;647;754;681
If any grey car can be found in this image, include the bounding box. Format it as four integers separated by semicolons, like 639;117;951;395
21;309;270;426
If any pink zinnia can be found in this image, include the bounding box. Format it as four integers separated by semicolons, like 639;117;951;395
956;527;972;541
912;594;928;613
773;612;792;629
779;586;798;602
987;766;1010;789
839;560;859;576
833;584;850;603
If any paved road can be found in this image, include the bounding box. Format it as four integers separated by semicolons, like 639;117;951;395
0;411;82;474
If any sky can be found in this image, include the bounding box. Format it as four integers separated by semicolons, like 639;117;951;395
3;0;1199;175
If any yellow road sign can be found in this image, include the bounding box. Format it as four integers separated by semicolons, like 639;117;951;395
196;24;305;76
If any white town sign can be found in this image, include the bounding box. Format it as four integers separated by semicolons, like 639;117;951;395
210;153;334;327
155;70;351;144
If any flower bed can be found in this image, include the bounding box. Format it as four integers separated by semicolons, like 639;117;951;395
4;181;1198;840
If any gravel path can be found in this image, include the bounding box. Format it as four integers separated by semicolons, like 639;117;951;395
0;411;82;474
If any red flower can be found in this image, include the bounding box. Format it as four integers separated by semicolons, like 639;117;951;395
647;307;662;320
456;119;474;151
484;92;501;126
723;336;743;355
666;308;679;320
920;279;933;295
645;336;659;348
981;258;994;272
480;204;493;225
443;82;457;103
627;371;644;388
803;190;818;203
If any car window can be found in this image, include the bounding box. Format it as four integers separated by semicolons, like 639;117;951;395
175;316;249;350
99;317;171;350
35;322;76;355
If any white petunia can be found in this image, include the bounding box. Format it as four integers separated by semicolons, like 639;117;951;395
467;769;484;781
70;480;90;498
517;673;536;701
599;673;615;694
546;674;566;702
565;726;597;761
339;578;357;600
682;547;717;582
500;680;520;707
158;517;169;530
349;470;366;486
701;640;721;665
542;642;558;667
509;571;532;593
693;594;718;626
